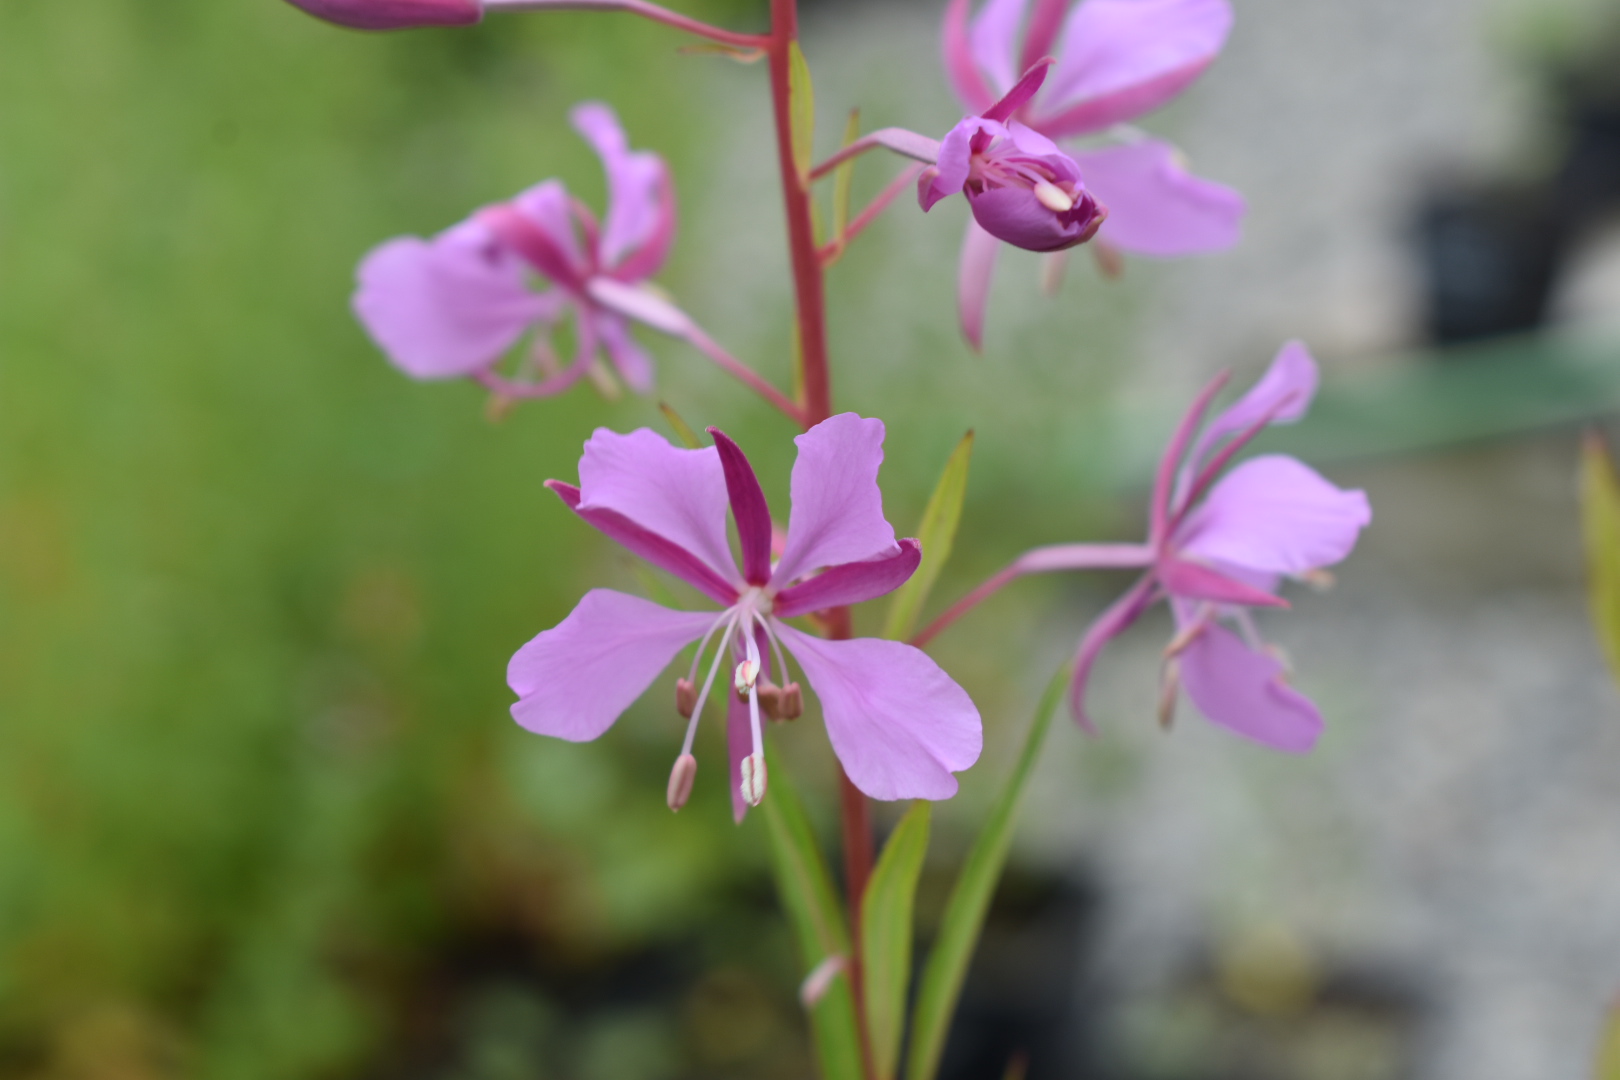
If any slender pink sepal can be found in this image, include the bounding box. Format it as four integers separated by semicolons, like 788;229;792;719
709;429;774;586
1148;369;1230;545
774;540;921;618
981;58;1056;124
943;0;998;114
1068;575;1156;731
1031;58;1214;138
547;481;741;605
283;0;482;28
1156;557;1289;609
957;219;1001;351
1013;542;1155;573
1019;0;1070;73
477;204;588;293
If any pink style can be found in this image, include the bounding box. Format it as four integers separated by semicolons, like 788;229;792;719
943;0;1247;346
508;414;983;820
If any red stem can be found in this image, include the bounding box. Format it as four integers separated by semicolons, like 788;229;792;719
765;5;873;1076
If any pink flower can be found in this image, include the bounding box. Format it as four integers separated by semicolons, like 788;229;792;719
283;0;482;30
352;102;679;397
919;62;1107;254
942;0;1245;346
508;414;983;818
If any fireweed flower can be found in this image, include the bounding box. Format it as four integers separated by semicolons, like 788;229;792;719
916;343;1369;751
942;0;1245;345
353;103;685;399
917;61;1107;255
507;413;983;819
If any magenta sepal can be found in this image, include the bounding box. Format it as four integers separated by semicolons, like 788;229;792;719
283;0;482;29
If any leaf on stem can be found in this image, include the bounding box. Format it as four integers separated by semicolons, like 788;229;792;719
658;401;703;450
862;800;932;1080
760;749;864;1080
884;432;974;641
832;109;861;252
1597;998;1620;1080
1581;431;1620;682
788;41;816;180
904;665;1069;1080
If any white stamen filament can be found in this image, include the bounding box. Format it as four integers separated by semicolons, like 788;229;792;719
679;616;738;758
1033;179;1074;213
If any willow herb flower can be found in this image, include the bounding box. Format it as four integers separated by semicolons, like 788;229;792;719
508;414;983;818
918;61;1107;254
353;103;684;398
915;343;1368;751
942;0;1245;346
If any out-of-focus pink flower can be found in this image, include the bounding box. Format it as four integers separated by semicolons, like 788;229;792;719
508;415;983;818
283;0;482;30
942;0;1245;346
353;102;678;397
919;62;1107;254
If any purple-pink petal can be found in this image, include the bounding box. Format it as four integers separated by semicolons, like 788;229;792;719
710;428;775;587
966;183;1103;253
1158;556;1288;609
1071;140;1244;257
1176;455;1371;577
549;482;741;606
352;223;554;380
773;539;921;618
970;0;1031;98
771;414;901;589
282;0;482;30
1035;0;1233;136
957;218;1002;350
944;0;999;114
508;588;714;742
776;626;982;801
594;312;655;393
570;102;673;274
575;428;740;589
1190;341;1319;474
1176;621;1323;752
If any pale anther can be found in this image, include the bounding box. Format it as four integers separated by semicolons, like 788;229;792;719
739;751;767;806
734;659;760;698
1033;179;1075;213
666;753;698;812
675;678;698;719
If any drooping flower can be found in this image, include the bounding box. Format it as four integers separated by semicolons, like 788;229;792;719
352;102;680;399
914;342;1368;751
507;414;983;818
942;0;1245;346
283;0;482;29
918;62;1107;254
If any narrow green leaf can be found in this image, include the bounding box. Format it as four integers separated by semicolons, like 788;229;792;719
788;41;816;179
884;432;975;641
658;400;702;450
904;665;1069;1080
675;41;766;63
833;109;861;241
862;800;932;1080
761;751;863;1080
1597;999;1620;1080
1582;431;1620;680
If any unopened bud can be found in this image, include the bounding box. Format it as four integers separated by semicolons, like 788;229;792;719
675;678;698;719
1158;660;1181;731
733;659;759;699
1032;179;1075;213
739;752;767;807
283;0;483;30
666;754;697;812
799;954;847;1008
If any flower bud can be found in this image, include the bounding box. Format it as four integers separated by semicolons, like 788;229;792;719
675;677;698;719
666;753;698;812
739;752;767;807
282;0;482;30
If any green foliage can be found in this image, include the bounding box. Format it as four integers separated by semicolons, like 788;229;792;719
1581;432;1620;680
760;754;864;1080
788;41;816;179
1598;999;1620;1080
884;431;974;641
905;665;1070;1080
861;801;932;1080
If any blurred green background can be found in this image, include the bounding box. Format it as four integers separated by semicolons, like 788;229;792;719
0;2;1143;1076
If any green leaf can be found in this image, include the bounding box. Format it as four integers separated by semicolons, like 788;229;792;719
884;432;975;641
833;109;860;242
862;800;932;1080
1598;999;1620;1080
904;665;1069;1080
760;751;863;1080
1582;431;1620;680
788;41;816;179
658;400;702;450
